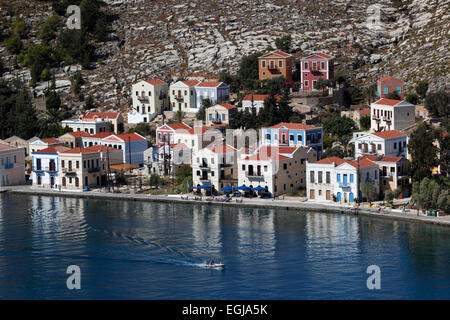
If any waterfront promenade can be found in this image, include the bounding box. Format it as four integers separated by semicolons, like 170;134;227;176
1;185;449;227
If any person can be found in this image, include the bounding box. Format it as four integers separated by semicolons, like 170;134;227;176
210;260;215;266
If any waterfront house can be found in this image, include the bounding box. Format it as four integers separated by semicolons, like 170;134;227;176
31;145;71;189
58;147;104;190
81;132;147;167
306;156;380;203
370;98;415;132
128;79;169;124
205;103;236;127
0;143;26;187
238;145;317;197
300;52;334;92
144;143;189;177
192;143;239;191
58;131;91;148
361;155;410;195
261;122;323;159
258;50;293;81
29;138;62;154
155;122;191;147
376;75;404;99
2;136;29;158
352;130;408;159
169;80;200;113
194;81;230;110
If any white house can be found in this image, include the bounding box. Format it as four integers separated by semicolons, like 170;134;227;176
128;79;169;124
194;81;230;110
352;130;408;159
29;138;62;154
306;156;380;204
241;94;280;114
81;132;147;166
144;143;190;177
238;145;317;197
192;143;239;191
31;145;71;188
169;80;200;112
370;98;415;132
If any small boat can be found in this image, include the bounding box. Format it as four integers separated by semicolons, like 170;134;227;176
204;262;224;268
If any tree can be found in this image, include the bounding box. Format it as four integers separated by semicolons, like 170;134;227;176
238;52;261;82
84;94;95;110
173;110;185;123
196;98;212;121
175;165;192;185
359;115;371;130
150;174;161;188
415;81;429;100
72;71;84;95
6;37;22;54
130;122;154;137
10;83;39;139
274;35;292;53
258;93;277;127
277;88;293;123
323;116;356;137
386;91;401;100
12;17;28;39
334;70;347;88
384;190;395;204
40;15;62;43
46;91;62;110
405;93;420;105
314;78;329;94
425;92;449;118
361;182;377;203
412;177;450;212
364;84;377;104
407;122;437;182
321;147;345;159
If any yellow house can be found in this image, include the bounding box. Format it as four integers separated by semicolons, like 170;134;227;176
205;103;236;127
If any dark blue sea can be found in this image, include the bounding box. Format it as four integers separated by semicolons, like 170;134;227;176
0;193;449;299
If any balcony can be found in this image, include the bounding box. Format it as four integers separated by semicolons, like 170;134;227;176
212;118;222;124
382;172;395;178
0;163;14;170
338;182;351;189
62;167;76;174
88;167;100;173
382;116;391;122
174;96;184;102
247;173;265;182
34;166;57;172
268;66;282;75
137;95;149;102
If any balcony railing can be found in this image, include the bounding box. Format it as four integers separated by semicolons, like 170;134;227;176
247;174;264;182
33;166;57;172
88;167;100;173
62;167;76;174
338;182;351;188
174;96;184;102
373;114;380;121
138;95;149;101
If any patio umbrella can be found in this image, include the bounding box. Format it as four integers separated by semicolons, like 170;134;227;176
252;186;266;191
236;185;251;190
189;186;196;190
197;185;212;189
221;186;233;191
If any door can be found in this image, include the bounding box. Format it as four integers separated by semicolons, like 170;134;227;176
343;174;348;186
337;192;342;202
326;190;331;200
62;177;66;187
310;189;315;199
349;192;354;203
50;176;54;188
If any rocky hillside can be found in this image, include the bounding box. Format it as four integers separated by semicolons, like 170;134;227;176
1;0;449;113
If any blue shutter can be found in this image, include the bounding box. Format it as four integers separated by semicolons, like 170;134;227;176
337;174;340;182
383;86;388;94
396;86;402;94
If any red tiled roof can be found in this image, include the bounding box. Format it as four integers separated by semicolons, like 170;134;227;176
163;123;191;131
373;98;402;106
67;131;91;138
117;133;146;141
41;138;60;144
243;94;268;101
181;80;200;87
217;103;236;110
34;146;71;154
314;156;349;166
82;112;121;120
361;155;404;163
172;143;189;150
145;79;167;86
196;81;222;88
61;147;97;154
371;130;406;139
269;122;318;130
207;144;236;154
187;126;216;135
242;146;297;161
88;132;115;139
85;145;120;152
303;52;333;60
314;156;376;169
260;50;291;58
357;109;371;115
0;143;17;151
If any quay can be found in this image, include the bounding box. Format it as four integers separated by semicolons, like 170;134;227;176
1;186;449;227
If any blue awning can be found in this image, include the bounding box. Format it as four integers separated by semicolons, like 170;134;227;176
221;186;233;191
197;185;212;189
252;186;266;191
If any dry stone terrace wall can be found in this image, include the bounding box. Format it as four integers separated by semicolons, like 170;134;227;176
0;0;448;113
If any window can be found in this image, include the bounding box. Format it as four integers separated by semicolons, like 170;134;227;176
136;91;138;96
283;163;287;170
396;86;402;94
242;165;245;170
264;165;268;172
262;60;266;68
383;86;388;95
209;114;213;120
394;142;397;149
211;171;215;177
337;173;341;182
304;62;308;70
358;143;362;150
278;60;283;68
290;135;294;141
350;174;354;183
378;144;381;150
304;80;309;87
222;114;226;121
318;171;323;183
61;160;65;168
76;161;79;169
184;90;187;96
326;171;330;184
321;62;325;69
197;170;200;176
310;171;315;183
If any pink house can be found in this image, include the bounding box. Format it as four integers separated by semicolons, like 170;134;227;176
300;53;334;92
155;123;191;147
377;76;404;99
